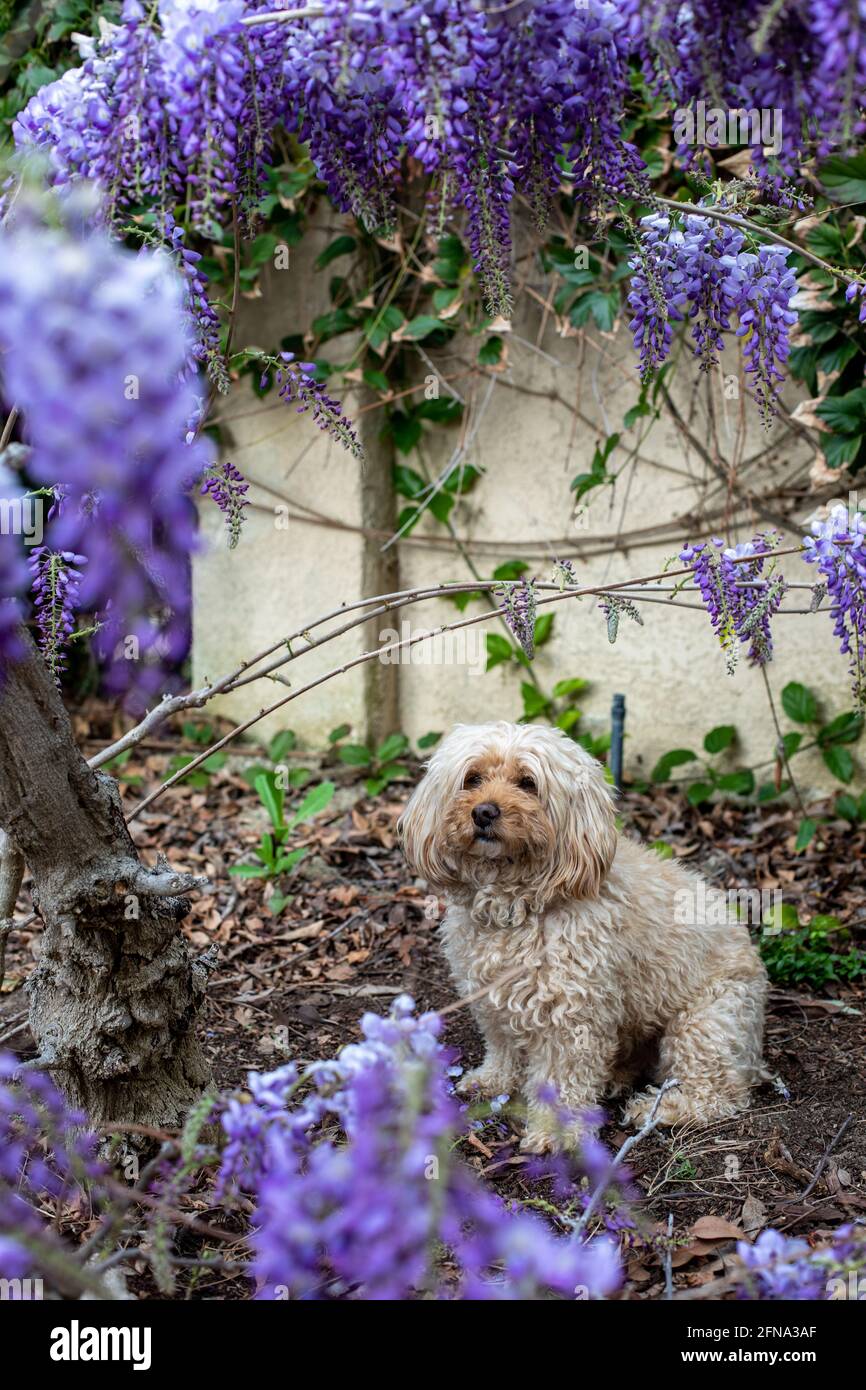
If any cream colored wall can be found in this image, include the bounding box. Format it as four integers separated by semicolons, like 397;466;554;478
191;227;848;793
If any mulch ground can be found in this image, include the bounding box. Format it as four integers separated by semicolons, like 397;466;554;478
3;708;865;1299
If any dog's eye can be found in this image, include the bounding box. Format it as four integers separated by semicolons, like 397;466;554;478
517;775;537;795
463;771;482;790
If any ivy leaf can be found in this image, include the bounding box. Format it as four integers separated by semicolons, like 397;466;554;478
818;153;866;203
314;234;357;270
479;336;503;365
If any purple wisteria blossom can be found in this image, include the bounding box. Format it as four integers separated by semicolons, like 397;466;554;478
497;577;538;660
270;353;363;459
679;533;783;673
628;213;798;424
200;460;249;548
27;547;87;683
217;996;622;1301
802;505;866;706
0;187;213;692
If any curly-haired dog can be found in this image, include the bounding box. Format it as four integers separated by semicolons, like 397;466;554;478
399;721;767;1152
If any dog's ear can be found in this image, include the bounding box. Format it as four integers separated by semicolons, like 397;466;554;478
398;754;450;887
547;755;617;901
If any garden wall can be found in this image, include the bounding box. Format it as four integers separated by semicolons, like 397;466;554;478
192;210;848;793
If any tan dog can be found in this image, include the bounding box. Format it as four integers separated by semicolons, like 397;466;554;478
400;721;767;1152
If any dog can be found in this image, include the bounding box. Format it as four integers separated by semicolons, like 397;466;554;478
399;721;768;1152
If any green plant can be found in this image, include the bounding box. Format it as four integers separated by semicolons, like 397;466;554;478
649;723;755;804
760;903;866;988
229;775;335;909
241;728;314;793
335;730;413;795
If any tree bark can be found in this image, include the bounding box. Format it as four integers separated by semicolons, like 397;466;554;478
0;631;212;1127
359;382;400;749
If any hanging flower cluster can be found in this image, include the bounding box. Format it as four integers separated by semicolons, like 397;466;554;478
27;548;87;683
628;212;798;424
497;577;538;659
623;0;866;173
678;535;785;674
14;0;641;321
0;188;213;692
200;460;249;548
269;353;363;460
803;505;866;706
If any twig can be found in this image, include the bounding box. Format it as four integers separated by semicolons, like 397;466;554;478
799;1112;854;1201
575;1077;681;1235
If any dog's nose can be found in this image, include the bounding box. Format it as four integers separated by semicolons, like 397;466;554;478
472;802;500;829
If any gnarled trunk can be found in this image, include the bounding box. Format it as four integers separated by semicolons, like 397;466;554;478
0;631;212;1127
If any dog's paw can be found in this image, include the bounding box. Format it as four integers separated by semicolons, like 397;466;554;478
519;1128;558;1155
455;1066;512;1100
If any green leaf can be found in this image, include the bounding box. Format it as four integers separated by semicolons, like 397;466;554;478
314;235;357;270
555;708;582;731
376;733;410;763
377;761;409;784
809;913;843;934
229;864;270;878
651;840;674;860
365;776;386;796
781;731;803;758
486;633;515;671
795;817;818;851
703;725;736;755
492;560;529;582
822;432;866;471
392;463;426;498
533;613;554;647
815;387;866;435
328;723;352;744
521;683;551;719
311;308;357;341
363;368;390;393
715;769;755;796
274;849;307;874
417;731;442;749
288;780;336;828
403;315;445;341
757;781;790;802
202;753;227;773
817;711;864;745
835;793;860;822
415;397;463;423
268;729;297;761
686;781;715;805
818;153;866;203
479;335;503;366
651;748;698;782
255;772;285;832
553;677;589;699
822;745;854;782
389;412;423;455
570;289;619;332
338;744;373;766
781;682;818;724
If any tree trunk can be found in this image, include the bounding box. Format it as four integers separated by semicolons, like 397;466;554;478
360;382;401;749
0;631;212;1127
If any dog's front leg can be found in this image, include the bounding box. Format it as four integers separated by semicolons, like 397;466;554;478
455;1005;523;1099
521;1030;616;1153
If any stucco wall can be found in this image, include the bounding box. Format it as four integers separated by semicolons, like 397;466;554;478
192;215;848;793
